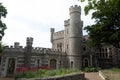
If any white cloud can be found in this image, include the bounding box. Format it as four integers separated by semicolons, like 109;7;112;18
0;0;94;47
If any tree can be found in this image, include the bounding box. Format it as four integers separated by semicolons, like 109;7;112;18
79;0;120;48
0;3;7;41
0;3;7;52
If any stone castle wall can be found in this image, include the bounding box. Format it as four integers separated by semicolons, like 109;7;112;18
53;30;64;40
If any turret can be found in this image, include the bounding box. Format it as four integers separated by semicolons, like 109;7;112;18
26;37;33;46
69;5;83;37
25;37;33;68
14;42;20;48
50;28;55;43
69;5;83;69
64;19;70;53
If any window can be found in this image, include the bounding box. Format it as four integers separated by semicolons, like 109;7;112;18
83;46;86;51
71;61;73;68
67;44;68;49
60;43;62;51
37;59;40;68
67;28;68;34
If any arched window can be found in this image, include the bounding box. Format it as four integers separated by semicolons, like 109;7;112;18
71;61;74;68
7;58;16;75
67;44;68;49
83;46;86;51
83;58;89;67
60;43;62;51
37;59;41;68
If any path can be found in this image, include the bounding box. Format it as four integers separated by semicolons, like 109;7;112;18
85;72;103;80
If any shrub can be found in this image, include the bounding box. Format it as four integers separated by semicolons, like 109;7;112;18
83;66;101;72
14;68;81;79
14;73;20;80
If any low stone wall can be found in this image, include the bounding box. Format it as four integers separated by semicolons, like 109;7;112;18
99;71;109;80
18;73;85;80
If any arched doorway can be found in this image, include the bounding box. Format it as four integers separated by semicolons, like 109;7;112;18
7;58;16;76
50;59;57;69
83;58;89;67
36;59;41;68
70;61;74;68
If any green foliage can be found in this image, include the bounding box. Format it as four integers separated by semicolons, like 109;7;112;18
0;3;7;41
14;68;81;79
83;66;101;72
110;68;120;73
0;42;4;53
14;74;20;80
14;71;36;80
0;3;7;17
79;0;120;47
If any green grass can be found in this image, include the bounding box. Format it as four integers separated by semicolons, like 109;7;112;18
14;68;81;79
102;68;120;80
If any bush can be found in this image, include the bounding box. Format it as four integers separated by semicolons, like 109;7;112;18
14;73;20;80
83;66;101;72
14;68;81;79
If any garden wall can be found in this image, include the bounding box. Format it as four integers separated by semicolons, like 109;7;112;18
18;73;85;80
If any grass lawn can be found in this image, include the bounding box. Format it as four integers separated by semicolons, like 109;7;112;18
102;68;120;80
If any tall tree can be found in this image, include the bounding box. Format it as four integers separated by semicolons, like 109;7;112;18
0;3;7;52
0;3;7;41
79;0;120;47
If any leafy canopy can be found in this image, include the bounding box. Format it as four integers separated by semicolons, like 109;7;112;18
0;3;7;52
79;0;120;47
0;3;7;41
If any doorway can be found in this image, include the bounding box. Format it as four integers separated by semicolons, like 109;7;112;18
83;58;89;67
7;58;15;76
50;59;57;69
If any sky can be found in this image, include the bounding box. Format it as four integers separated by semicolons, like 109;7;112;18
0;0;94;48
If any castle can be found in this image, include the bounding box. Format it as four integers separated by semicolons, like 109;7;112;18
0;5;120;77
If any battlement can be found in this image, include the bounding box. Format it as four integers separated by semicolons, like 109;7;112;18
3;45;24;52
69;5;81;14
53;30;64;40
64;19;70;27
3;45;61;54
26;37;33;46
50;28;55;33
32;47;61;54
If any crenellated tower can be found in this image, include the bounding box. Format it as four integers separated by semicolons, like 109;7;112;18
25;37;33;68
69;5;83;69
50;28;55;43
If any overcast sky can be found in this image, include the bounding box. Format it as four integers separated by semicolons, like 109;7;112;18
0;0;94;48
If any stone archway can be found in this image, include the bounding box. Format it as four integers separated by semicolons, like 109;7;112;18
70;61;74;68
50;59;57;69
7;58;15;76
83;58;89;67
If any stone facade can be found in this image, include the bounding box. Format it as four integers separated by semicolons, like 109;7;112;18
0;5;120;77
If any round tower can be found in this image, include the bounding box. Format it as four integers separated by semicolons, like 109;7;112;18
69;5;83;69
